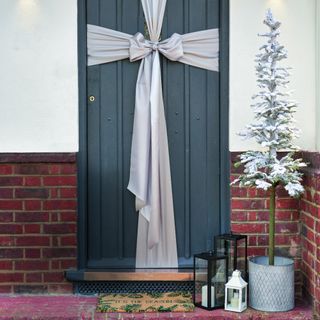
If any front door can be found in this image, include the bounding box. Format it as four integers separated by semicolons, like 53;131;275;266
78;0;229;270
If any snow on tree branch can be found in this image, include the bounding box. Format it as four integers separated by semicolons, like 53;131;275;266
233;9;307;197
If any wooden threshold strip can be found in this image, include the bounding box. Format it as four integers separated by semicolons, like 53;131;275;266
83;269;193;282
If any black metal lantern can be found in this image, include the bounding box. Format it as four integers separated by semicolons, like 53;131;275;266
193;251;228;310
214;233;248;281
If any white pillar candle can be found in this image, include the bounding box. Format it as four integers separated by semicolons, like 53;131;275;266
230;292;239;308
201;285;215;308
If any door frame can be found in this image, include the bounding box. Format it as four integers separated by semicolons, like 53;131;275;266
75;0;230;272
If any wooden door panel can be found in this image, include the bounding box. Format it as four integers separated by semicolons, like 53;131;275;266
86;0;223;269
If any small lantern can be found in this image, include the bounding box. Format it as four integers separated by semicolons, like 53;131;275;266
193;251;228;310
214;233;248;280
225;270;248;312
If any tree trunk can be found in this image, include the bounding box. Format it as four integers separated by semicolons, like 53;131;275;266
269;185;276;265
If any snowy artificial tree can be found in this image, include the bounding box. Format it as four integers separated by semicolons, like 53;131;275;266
232;10;307;266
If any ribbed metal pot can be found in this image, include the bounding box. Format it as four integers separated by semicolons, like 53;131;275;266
249;256;294;312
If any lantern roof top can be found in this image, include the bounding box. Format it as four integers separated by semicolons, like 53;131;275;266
226;270;247;288
194;251;227;260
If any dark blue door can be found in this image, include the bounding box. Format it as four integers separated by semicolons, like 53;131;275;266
83;0;229;269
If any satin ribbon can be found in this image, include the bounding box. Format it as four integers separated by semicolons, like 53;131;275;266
129;32;184;62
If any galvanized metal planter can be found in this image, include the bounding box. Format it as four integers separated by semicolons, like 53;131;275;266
249;256;294;312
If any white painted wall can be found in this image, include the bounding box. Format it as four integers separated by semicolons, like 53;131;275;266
0;0;317;153
0;0;78;152
230;0;317;151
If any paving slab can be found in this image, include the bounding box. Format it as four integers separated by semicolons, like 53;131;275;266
0;296;313;320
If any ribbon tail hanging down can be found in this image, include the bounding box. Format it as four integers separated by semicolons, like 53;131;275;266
128;0;178;268
128;51;178;268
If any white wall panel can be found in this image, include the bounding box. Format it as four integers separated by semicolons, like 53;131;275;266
0;0;78;152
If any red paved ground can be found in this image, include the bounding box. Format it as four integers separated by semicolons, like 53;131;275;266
0;296;313;320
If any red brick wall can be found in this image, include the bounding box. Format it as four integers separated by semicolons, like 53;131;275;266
0;154;77;294
230;153;302;296
299;152;320;317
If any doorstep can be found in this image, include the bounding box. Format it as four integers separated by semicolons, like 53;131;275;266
0;296;313;320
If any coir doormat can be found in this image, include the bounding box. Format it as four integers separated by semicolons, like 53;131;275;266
96;292;195;313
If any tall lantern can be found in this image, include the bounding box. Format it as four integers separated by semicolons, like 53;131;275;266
225;270;248;312
214;233;248;280
193;251;228;310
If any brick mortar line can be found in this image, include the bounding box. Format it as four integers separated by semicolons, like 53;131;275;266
0;219;77;221
301;246;317;257
300;215;320;225
0;176;77;181
300;208;320;218
235;211;296;215
300;270;317;283
232;206;299;209
301;235;318;244
231;217;299;220
0;173;76;175
231;221;300;224
231;196;297;199
301;238;320;248
304;184;320;191
300;218;319;232
245;245;301;249
300;198;320;208
231;231;300;235
0;209;78;211
5;198;76;201
0;246;77;249
0;281;69;284
301;241;317;253
232;234;300;237
0;223;77;225
0;258;77;260
301;190;319;197
301;254;317;266
0;186;77;188
0;199;77;202
301;268;318;279
0;236;76;238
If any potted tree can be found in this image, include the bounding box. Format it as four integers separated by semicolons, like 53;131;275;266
232;10;307;312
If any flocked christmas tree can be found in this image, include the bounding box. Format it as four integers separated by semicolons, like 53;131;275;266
232;10;307;265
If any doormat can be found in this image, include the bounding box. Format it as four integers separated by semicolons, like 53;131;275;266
96;292;195;313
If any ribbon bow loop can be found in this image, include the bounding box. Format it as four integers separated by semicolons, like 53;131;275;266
129;32;184;62
158;33;184;61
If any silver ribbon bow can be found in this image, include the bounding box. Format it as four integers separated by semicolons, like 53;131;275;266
129;33;184;62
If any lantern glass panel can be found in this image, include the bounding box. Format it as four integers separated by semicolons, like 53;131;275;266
210;257;227;307
226;288;240;310
194;257;208;307
194;253;227;310
215;234;247;280
242;287;246;305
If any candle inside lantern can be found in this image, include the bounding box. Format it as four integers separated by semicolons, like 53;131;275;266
201;285;215;308
230;292;239;308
